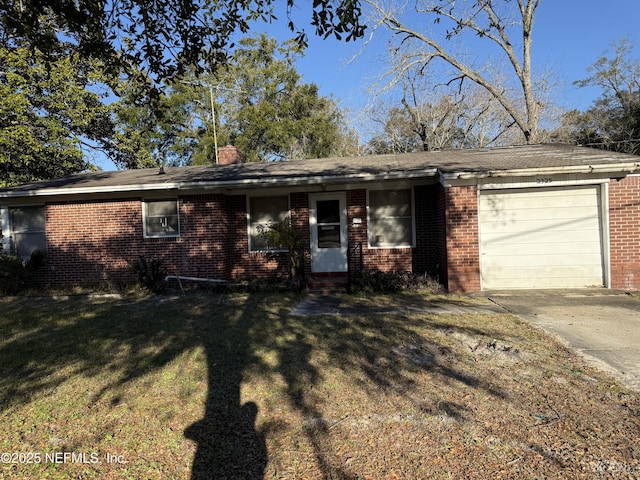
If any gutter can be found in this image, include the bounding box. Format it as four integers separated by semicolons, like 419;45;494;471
0;168;440;199
439;162;640;181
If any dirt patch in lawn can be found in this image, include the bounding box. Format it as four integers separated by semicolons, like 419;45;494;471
0;292;638;479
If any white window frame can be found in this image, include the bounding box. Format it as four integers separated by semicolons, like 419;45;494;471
247;194;290;252
367;187;416;249
143;199;180;238
1;206;10;254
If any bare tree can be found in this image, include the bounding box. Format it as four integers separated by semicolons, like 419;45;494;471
399;72;465;151
457;85;523;147
365;0;543;144
366;63;522;153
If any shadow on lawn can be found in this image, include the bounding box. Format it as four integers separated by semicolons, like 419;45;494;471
255;307;508;478
183;295;268;480
0;293;509;480
0;294;269;479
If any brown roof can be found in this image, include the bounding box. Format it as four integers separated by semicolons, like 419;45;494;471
1;144;639;198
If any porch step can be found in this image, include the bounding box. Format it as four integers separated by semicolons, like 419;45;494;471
308;273;348;290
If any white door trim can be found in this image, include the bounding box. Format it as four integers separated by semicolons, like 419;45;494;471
309;192;348;273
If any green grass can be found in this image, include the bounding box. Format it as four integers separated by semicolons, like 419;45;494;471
0;291;639;479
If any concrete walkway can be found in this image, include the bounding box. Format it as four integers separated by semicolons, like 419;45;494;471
488;290;640;392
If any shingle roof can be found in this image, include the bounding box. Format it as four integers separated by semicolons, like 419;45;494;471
1;144;639;198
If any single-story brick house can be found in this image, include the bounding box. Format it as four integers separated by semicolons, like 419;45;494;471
1;144;639;292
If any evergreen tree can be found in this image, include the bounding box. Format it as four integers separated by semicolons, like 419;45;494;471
0;46;118;185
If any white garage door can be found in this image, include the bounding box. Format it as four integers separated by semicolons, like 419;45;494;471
479;185;605;289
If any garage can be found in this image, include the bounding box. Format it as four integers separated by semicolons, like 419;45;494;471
479;185;606;289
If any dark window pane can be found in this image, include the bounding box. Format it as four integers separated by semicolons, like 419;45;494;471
145;200;179;237
146;215;179;234
317;200;340;224
249;195;289;251
10;206;46;259
11;206;45;232
146;200;177;217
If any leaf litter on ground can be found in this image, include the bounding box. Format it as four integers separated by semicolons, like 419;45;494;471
0;291;638;479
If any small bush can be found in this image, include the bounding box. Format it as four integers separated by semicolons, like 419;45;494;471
0;255;28;294
25;248;47;276
0;249;47;295
350;270;443;294
129;256;168;294
258;217;306;291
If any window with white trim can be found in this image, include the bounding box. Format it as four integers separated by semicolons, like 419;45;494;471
248;195;289;251
9;205;46;259
368;189;414;248
143;200;180;238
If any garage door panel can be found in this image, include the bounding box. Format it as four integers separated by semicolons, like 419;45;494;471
484;270;604;289
483;252;604;268
479;185;605;290
484;195;600;212
482;241;603;256
481;226;601;245
487;265;603;278
481;218;601;236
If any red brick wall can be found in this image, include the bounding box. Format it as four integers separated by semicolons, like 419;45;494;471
346;189;366;242
179;194;229;279
345;185;442;277
46;199;177;285
290;192;312;280
346;189;367;272
609;175;640;291
435;183;448;287
444;185;481;293
40;186;453;289
44;195;289;288
40;177;639;292
414;184;442;278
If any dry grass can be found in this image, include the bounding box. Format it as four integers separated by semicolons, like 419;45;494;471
0;291;639;479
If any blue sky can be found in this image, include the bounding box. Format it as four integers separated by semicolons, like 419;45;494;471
257;1;640;116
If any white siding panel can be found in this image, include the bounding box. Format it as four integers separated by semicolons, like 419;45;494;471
479;186;605;289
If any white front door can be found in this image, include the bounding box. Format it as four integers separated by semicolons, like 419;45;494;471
309;193;348;273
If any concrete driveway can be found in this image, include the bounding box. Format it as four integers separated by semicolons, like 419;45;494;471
488;290;640;391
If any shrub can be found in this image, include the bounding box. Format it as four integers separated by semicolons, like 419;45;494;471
0;255;28;294
350;270;443;294
129;256;168;294
25;248;47;276
258;217;307;291
0;248;47;295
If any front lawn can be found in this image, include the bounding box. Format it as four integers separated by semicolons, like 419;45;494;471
0;292;638;479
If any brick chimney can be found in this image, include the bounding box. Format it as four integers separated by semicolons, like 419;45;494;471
217;145;243;165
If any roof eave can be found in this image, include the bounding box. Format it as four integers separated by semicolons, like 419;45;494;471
439;162;640;181
0;168;440;199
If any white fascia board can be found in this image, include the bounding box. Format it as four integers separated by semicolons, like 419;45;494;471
0;168;440;199
0;182;181;198
439;162;640;181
